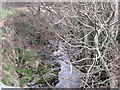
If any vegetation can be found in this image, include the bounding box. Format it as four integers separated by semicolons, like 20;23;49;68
0;2;120;88
1;75;14;86
0;7;13;19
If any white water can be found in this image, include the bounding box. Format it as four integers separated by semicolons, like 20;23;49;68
53;42;85;88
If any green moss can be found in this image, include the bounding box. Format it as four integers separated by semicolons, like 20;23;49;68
18;50;38;64
45;76;56;84
17;68;34;76
52;71;59;75
17;69;29;73
39;65;56;75
3;65;14;71
17;68;36;85
40;54;46;57
41;68;51;75
38;63;59;76
0;8;13;20
35;77;45;84
3;48;7;53
13;43;22;53
2;75;14;86
35;76;56;85
19;77;29;84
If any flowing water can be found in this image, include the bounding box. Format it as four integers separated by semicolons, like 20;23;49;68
53;42;85;88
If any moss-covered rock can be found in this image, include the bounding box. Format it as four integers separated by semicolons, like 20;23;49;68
1;75;14;86
16;68;35;77
35;75;57;85
19;77;29;85
25;61;60;87
0;58;19;86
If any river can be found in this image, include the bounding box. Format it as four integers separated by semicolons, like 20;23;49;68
53;42;85;88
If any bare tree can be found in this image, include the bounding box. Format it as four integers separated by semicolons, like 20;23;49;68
1;1;120;88
41;1;120;88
